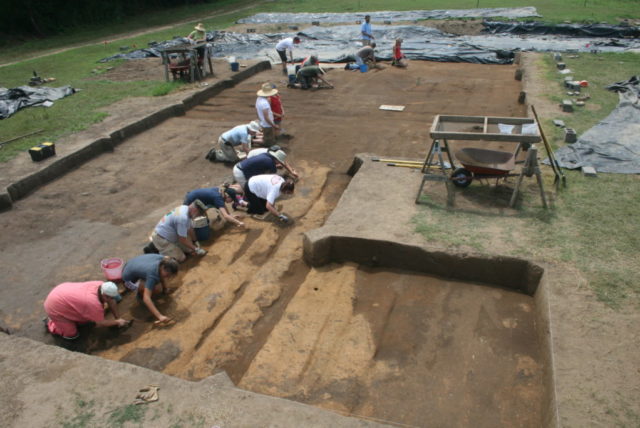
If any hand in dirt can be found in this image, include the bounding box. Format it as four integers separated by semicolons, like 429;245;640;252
278;214;290;223
155;316;172;325
236;221;245;228
194;247;207;256
115;318;129;328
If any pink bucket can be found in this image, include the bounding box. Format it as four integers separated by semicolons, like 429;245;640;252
101;258;124;281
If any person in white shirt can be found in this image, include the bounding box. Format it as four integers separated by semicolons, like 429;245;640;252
255;82;279;145
245;174;295;223
275;36;301;74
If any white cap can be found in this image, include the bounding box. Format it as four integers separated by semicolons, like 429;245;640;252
100;281;119;298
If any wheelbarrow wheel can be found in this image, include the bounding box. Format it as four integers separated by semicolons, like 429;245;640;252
451;168;473;188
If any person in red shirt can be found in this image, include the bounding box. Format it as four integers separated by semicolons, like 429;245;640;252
269;85;292;139
392;38;408;68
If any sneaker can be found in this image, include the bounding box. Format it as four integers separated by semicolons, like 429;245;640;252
205;148;217;161
62;333;80;340
251;212;272;221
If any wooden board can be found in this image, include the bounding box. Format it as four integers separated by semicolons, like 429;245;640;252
379;105;406;112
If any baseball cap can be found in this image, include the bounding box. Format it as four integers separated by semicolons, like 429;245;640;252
100;281;120;298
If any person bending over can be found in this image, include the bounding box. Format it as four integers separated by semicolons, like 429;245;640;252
122;254;179;325
44;281;128;340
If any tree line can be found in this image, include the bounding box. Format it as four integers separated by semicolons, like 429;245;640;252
2;0;216;38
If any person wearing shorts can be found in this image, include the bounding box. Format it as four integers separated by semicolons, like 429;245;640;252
206;121;262;163
232;150;298;186
150;200;208;262
275;36;301;74
244;174;295;221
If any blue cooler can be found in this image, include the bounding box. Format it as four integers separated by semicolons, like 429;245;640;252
193;216;211;241
195;225;211;241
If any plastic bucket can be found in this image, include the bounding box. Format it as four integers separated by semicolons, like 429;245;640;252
101;258;124;281
230;62;240;72
359;64;368;73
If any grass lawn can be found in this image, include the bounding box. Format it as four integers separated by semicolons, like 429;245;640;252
415;50;640;308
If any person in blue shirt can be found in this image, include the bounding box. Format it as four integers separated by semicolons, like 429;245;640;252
122;254;179;324
183;184;246;228
361;15;374;46
232;150;299;186
206;121;263;163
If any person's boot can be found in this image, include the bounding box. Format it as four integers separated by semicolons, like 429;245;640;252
143;242;159;254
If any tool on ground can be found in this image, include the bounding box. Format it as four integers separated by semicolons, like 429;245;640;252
385;162;422;169
0;129;44;148
134;385;160;405
532;105;566;188
372;157;422;164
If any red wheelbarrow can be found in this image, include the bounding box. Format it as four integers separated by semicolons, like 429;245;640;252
451;147;517;188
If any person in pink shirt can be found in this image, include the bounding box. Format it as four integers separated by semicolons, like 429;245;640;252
43;281;129;340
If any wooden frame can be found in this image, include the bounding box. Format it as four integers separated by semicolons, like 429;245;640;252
160;43;214;83
416;114;547;208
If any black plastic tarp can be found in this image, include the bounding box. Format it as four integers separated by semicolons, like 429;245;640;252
0;86;76;120
212;25;515;64
100;20;640;65
553;76;640;174
99;37;207;62
236;8;540;24
483;21;640;38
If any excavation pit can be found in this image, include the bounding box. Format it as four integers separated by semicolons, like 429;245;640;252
239;259;548;427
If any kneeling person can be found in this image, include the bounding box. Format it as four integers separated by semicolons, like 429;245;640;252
297;65;333;89
245;174;295;223
184;184;245;228
44;281;128;340
206;121;263;163
150;200;208;262
122;254;179;324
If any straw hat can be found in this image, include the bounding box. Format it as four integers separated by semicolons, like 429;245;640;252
257;82;278;97
269;149;287;164
247;121;262;133
194;23;205;32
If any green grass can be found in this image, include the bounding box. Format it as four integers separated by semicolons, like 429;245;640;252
108;404;147;427
1;0;638;162
265;0;640;23
413;51;640;308
61;397;96;428
541;52;640;145
0;8;256;162
0;0;259;63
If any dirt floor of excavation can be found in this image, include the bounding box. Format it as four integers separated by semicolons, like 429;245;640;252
0;60;535;426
